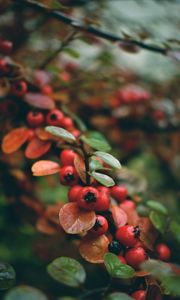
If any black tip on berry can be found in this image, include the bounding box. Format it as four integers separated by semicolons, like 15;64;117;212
133;226;140;238
84;192;96;203
64;173;74;183
108;240;122;255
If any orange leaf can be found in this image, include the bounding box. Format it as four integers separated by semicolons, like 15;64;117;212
110;206;128;228
36;217;59;235
32;160;60;176
59;202;96;234
74;154;86;183
25;137;51;159
35;128;55;141
79;234;109;263
2;127;30;154
135;270;150;277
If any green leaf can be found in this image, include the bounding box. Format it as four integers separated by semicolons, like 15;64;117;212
169;221;180;243
50;0;65;9
162;276;180;296
149;211;166;233
91;171;115;187
0;262;16;290
94;151;121;169
64;48;80;58
89;156;104;171
104;293;133;300
104;253;135;279
45;126;76;143
146;201;167;215
4;285;48;300
47;257;86;287
141;259;173;281
80;132;111;152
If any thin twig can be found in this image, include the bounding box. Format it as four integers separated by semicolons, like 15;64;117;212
39;29;76;69
11;0;179;55
80;141;91;186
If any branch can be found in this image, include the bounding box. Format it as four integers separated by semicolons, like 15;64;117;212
11;0;179;55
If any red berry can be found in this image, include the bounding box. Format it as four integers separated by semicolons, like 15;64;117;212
156;243;171;261
27;111;44;127
78;187;100;210
116;225;140;247
71;129;81;138
11;80;27;96
97;186;110;195
0;58;8;74
131;290;146;300
46;109;64;126
41;85;52;95
118;255;127;264
60;149;76;166
95;191;110;211
0;39;13;54
90;215;108;236
61;117;73;129
68;185;82;202
125;247;147;269
120;200;135;209
111;185;128;202
59;166;79;186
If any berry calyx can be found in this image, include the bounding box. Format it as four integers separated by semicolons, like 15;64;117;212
46;109;64;126
60;149;76;166
59;166;79;186
68;185;82;202
78;186;100;210
111;185;128;202
11;80;27;96
156;243;171;261
90;215;108;236
108;240;122;255
131;290;146;300
125;247;147;269
27;111;44;128
116;225;140;247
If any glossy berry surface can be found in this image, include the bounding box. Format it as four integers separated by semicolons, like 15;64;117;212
125;247;147;269
11;80;27;96
95;191;110;211
108;240;122;255
59;166;79;186
78;187;100;210
111;185;128;202
46;109;64;126
156;243;171;261
68;185;82;202
60;149;76;166
118;255;127;264
27;111;44;127
116;225;140;247
120;200;135;209
131;290;146;300
61;117;73;129
90;215;108;236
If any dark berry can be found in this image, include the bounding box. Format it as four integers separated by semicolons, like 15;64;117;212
108;240;122;255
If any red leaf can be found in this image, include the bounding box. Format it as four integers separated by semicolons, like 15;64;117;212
74;154;86;183
24;93;55;109
36;217;59;235
110;205;128;228
2;127;30;154
79;234;109;263
59;202;96;234
25;137;51;159
35;128;56;141
32;160;60;176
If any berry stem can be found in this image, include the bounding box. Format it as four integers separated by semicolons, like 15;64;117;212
39;29;77;69
80;141;91;186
